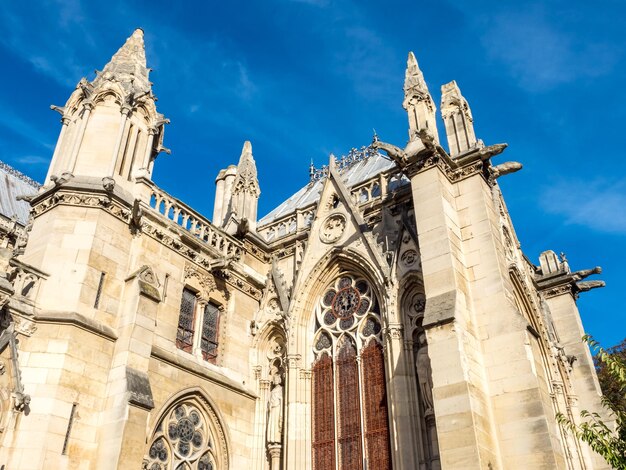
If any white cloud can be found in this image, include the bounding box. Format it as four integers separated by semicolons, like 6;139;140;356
478;6;619;92
16;155;50;165
541;178;626;234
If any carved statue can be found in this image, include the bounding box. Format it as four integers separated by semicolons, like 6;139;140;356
267;374;284;444
416;332;434;415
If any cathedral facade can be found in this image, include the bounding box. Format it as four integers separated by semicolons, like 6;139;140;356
0;29;611;469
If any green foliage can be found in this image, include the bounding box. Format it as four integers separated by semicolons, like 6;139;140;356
557;335;626;469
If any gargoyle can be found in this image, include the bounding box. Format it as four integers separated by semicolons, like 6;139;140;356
490;161;522;179
156;145;172;155
210;257;232;272
576;280;605;292
49;171;74;187
102;176;116;192
572;266;602;281
372;128;437;168
50;104;66;116
235;218;250;238
130;199;143;235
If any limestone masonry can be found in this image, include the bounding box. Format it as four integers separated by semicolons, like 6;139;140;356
0;29;611;469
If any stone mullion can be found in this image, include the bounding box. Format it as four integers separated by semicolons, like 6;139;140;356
193;297;207;358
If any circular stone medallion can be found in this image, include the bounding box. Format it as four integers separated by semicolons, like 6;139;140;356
320;213;347;244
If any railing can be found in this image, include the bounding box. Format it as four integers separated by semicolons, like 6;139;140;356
147;184;242;259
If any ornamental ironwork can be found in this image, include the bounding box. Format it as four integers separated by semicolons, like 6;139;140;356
309;145;380;182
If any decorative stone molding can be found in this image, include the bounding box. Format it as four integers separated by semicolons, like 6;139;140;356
12;316;36;337
543;284;573;299
126;265;161;302
400;249;418;268
384;324;404;341
320;213;347;244
286;354;301;369
183;265;216;300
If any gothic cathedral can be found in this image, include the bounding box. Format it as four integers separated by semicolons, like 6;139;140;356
0;29;611;470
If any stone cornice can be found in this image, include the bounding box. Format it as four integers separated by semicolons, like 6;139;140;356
33;310;118;341
151;344;257;400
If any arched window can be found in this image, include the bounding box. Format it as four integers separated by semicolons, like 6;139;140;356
176;289;221;364
144;396;228;470
311;274;390;469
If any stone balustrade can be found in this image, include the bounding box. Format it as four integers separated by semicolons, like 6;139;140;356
147;184;242;259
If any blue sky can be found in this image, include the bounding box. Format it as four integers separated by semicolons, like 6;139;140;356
0;1;624;346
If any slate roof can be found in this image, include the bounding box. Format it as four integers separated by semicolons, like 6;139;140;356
258;152;405;227
0;161;40;225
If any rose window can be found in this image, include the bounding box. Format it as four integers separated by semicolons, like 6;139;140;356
318;276;373;332
144;402;218;470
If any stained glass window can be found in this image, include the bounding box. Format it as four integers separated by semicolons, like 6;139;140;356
177;288;196;353
312;274;391;470
201;303;220;362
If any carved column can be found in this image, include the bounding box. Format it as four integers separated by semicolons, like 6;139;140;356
45;116;71;184
107;104;132;176
67;101;93;173
284;353;306;470
267;443;282;470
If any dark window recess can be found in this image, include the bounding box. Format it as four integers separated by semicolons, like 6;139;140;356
200;303;220;362
94;272;106;308
62;403;78;455
176;288;196;353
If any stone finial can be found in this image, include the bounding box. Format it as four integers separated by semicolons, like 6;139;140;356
440;80;478;157
404;52;429;97
223;141;261;232
402;52;438;143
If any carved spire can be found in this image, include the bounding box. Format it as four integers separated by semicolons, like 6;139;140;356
45;28;168;187
234;141;260;195
93;28;151;95
224;141;261;232
440;80;478;157
402;52;439;143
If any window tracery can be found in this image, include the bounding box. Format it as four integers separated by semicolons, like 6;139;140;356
144;402;220;470
176;288;222;364
311;274;391;470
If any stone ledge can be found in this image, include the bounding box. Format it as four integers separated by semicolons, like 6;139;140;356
151;345;257;400
33;310;118;341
